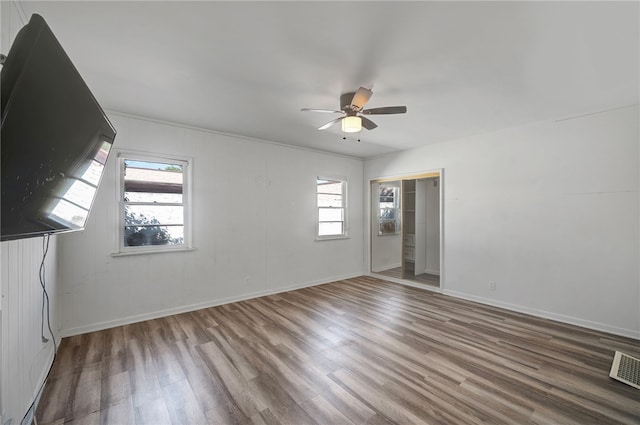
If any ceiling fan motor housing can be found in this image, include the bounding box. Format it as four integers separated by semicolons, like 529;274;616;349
340;92;358;111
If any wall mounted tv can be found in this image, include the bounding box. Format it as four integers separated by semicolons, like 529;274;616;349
1;14;116;242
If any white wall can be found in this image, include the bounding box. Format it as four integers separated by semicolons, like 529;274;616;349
57;114;364;336
1;3;61;424
365;106;639;338
1;238;59;425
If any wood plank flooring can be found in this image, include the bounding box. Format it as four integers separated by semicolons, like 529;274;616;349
375;267;440;287
36;276;640;425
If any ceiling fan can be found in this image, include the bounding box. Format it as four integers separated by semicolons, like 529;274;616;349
301;87;407;133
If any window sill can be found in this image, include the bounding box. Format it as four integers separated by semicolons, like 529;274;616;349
315;235;350;241
111;247;195;257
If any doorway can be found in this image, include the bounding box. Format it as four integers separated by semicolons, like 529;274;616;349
370;171;442;289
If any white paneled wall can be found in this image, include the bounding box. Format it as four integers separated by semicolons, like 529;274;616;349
1;3;61;424
57;114;364;336
365;105;640;338
1;237;59;425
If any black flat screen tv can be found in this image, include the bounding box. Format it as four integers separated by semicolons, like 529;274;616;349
1;14;116;242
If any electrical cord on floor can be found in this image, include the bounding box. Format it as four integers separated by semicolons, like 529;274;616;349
21;234;58;425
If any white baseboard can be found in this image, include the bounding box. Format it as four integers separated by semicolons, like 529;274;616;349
368;273;638;340
423;268;440;276
60;273;362;337
442;289;640;340
371;263;402;273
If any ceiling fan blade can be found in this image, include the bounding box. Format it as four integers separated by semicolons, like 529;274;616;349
301;108;343;113
361;106;407;115
361;116;378;130
318;117;343;130
350;87;373;111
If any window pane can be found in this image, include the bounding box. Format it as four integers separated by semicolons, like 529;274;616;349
379;186;399;206
317;179;342;195
317;193;342;208
380;208;396;220
124;191;183;204
124;159;183;173
124;178;183;195
318;222;343;236
124;160;183;197
380;201;395;209
319;208;343;222
125;205;183;226
124;225;184;247
379;220;397;234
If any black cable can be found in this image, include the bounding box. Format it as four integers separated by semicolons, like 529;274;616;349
39;234;56;351
40;238;47;343
21;234;57;425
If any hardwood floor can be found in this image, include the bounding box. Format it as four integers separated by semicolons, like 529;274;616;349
36;276;639;425
375;267;440;287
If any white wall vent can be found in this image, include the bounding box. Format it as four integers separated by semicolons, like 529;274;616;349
609;351;640;390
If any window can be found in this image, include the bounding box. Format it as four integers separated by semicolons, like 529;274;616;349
379;184;400;235
316;177;347;239
117;153;191;254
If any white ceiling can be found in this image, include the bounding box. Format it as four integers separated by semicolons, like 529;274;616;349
16;1;639;158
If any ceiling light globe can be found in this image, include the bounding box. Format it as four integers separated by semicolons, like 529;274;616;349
342;116;362;133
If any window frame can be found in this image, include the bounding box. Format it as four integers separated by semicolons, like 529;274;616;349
316;176;348;241
114;150;193;256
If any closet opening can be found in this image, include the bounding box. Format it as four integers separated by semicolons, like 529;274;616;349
370;171;443;289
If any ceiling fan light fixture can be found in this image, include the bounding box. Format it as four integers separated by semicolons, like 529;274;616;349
302;88;406;133
342;116;362;133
